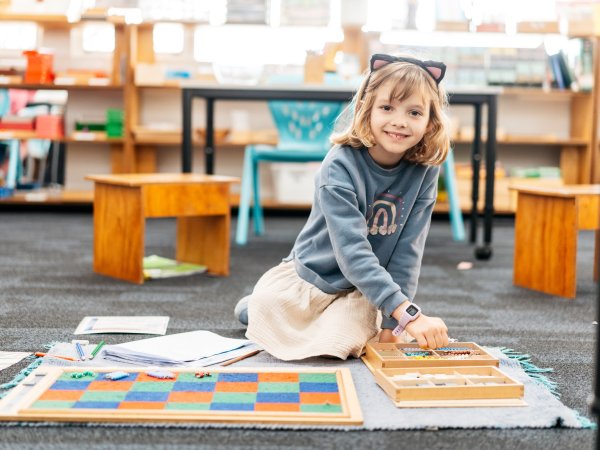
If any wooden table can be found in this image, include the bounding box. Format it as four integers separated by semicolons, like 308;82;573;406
86;174;238;284
181;83;500;260
511;184;600;298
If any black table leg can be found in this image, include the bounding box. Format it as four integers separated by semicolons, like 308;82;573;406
476;95;497;260
205;99;215;175
470;103;482;245
182;90;193;173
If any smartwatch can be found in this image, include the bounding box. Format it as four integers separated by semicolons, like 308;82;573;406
392;303;422;336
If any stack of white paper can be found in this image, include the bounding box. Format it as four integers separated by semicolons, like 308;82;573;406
102;330;259;367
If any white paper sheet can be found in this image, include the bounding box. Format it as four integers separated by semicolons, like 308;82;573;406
102;330;257;366
74;316;169;335
0;351;31;371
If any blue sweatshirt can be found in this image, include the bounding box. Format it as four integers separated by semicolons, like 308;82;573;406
284;145;439;319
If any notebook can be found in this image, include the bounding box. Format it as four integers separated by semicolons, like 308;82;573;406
102;330;259;366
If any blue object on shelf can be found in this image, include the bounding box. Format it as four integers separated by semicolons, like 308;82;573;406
0;186;14;198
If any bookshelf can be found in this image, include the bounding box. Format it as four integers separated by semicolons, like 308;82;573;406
0;13;599;211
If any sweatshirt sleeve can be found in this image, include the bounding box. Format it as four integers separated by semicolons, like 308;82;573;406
318;184;410;317
385;167;439;303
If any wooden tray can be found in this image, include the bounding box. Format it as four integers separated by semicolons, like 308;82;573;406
364;341;499;369
374;366;526;408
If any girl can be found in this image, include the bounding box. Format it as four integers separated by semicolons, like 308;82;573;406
235;54;451;361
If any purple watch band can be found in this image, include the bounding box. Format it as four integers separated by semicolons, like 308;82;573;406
392;303;421;336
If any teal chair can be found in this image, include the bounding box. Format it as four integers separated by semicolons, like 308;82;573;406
235;100;344;245
442;149;465;241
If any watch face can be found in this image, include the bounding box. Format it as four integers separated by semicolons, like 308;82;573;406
406;305;419;316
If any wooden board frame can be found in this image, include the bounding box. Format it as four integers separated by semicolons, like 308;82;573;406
0;366;363;425
374;366;526;408
364;341;499;369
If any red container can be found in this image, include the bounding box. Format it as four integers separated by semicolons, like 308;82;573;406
23;50;54;84
36;115;64;138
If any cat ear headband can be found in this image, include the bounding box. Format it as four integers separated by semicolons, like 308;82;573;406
369;54;446;84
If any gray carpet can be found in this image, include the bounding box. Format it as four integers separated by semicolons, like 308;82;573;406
0;211;596;449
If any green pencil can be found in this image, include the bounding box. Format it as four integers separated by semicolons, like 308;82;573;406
90;340;105;360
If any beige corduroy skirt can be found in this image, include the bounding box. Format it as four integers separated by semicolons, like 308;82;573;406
245;260;380;361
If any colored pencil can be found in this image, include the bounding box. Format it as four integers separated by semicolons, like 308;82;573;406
90;341;105;360
75;342;86;361
34;352;76;362
219;349;261;367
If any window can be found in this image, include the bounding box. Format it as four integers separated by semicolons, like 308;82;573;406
153;23;184;54
81;23;115;53
0;22;37;50
193;0;341;66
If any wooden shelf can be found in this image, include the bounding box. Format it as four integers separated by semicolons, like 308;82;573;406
452;136;588;146
0;190;93;205
0;131;124;144
501;87;591;99
0;13;77;26
0;82;122;90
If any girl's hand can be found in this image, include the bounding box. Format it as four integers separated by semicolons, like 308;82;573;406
404;314;449;349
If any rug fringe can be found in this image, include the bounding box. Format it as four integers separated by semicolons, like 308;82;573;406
0;342;57;398
499;347;596;429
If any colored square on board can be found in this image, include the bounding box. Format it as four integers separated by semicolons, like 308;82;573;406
39;390;83;402
258;372;299;383
49;380;91;391
130;381;175;392
118;401;166;410
256;392;300;403
212;392;257;404
80;391;128;402
176;373;217;382
88;381;134;391
218;373;258;383
73;401;121;409
210;402;255;411
31;400;76;409
165;402;211;410
172;381;215;392
299;373;337;383
254;402;300;412
258;382;299;393
300;403;343;413
168;391;213;403
215;382;258;393
124;391;169;402
299;382;339;393
300;392;341;405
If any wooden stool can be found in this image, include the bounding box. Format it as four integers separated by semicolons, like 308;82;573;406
86;174;238;284
511;185;600;298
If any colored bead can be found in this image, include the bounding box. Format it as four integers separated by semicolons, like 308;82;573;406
146;370;175;379
105;371;129;380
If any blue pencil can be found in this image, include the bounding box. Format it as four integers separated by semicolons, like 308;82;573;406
75;342;86;361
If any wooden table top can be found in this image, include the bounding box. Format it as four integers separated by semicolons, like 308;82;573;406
85;173;239;187
509;184;600;198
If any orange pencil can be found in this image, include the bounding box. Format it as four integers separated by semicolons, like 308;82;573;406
34;352;76;362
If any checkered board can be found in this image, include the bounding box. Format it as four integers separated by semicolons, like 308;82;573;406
0;367;362;425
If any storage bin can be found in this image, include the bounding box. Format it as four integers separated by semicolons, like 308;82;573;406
36;115;64;139
270;162;320;204
23;50;54;84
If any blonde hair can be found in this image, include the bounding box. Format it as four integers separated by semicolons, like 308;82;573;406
331;58;450;165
